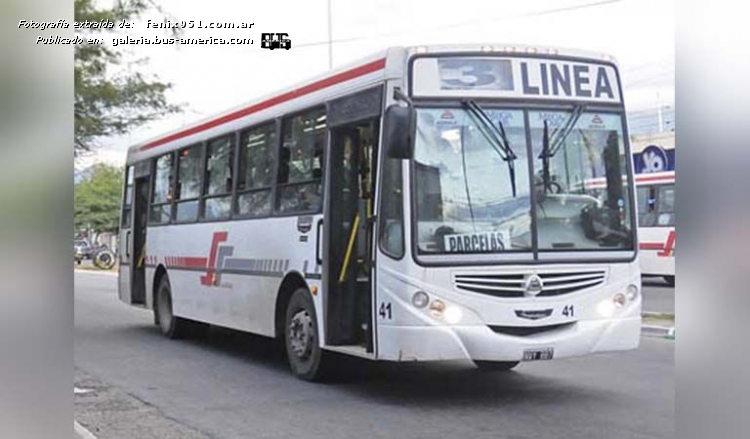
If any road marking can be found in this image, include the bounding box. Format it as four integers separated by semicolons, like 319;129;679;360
74;421;98;439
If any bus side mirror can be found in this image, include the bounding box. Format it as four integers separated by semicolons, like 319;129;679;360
384;104;414;159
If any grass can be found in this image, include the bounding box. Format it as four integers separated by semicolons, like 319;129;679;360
642;312;675;322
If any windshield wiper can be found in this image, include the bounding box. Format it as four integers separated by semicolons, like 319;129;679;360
539;104;586;194
462;100;519;197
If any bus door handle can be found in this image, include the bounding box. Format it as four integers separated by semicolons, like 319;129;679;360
315;219;323;265
125;230;131;258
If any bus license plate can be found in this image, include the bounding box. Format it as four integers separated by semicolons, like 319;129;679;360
523;347;554;361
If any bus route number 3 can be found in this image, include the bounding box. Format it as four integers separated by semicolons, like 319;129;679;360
379;302;392;320
440;59;497;88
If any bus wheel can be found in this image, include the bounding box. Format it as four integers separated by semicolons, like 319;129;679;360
284;288;330;381
663;276;675;287
473;360;520;372
155;276;192;339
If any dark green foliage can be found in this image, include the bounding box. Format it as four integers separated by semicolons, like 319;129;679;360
74;0;182;154
75;164;123;234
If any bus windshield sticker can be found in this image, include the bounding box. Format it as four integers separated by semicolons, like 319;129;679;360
443;231;510;253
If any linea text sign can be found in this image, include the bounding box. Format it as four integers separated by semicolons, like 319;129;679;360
412;55;621;103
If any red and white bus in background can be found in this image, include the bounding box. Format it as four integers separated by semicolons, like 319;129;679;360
118;45;642;381
632;134;675;286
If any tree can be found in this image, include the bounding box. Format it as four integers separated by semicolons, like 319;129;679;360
74;0;182;155
75;164;124;236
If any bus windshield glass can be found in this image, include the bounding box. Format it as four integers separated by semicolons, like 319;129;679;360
413;107;634;256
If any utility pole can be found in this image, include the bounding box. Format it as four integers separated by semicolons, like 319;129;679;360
657;91;664;133
327;0;333;69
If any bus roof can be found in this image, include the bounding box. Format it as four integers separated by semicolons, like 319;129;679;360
126;44;619;164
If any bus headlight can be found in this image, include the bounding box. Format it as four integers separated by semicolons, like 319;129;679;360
613;293;627;308
444;305;463;324
597;300;616;318
412;291;429;308
429;299;445;318
626;284;639;301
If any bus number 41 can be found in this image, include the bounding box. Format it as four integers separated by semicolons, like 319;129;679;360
379;302;392;320
562;305;575;317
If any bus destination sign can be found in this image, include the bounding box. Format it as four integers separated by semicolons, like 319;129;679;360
444;231;511;253
412;56;621;104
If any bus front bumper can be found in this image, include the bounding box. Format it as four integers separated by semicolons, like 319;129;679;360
377;317;641;362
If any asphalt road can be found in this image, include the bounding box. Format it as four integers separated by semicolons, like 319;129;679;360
641;278;675;314
75;271;674;439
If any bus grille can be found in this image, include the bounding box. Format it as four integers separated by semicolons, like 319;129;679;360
489;322;576;336
453;270;607;298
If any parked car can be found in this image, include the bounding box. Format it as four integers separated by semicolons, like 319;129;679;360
74;240;93;264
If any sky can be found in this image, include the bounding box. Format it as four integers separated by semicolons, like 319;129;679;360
80;0;674;169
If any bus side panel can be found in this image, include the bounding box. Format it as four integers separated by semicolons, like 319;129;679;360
117;265;131;303
638;226;675;277
144;216;322;338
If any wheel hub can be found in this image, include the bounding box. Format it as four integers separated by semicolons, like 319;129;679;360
289;310;314;359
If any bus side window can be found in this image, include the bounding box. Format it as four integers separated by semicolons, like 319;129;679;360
637;185;658;227
175;144;203;223
203;135;234;220
276;107;327;214
237;122;276;217
122;166;134;228
150;152;174;224
379;157;404;258
657;184;675;226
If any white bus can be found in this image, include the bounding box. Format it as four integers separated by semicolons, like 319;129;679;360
632;135;675;286
118;45;641;381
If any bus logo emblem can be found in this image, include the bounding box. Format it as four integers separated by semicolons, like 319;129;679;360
261;33;291;50
201;231;230;286
515;309;553;320
525;274;544;296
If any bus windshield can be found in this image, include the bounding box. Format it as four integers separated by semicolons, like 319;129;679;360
413;107;634;257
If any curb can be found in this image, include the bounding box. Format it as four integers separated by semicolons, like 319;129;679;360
641;324;675;339
74;421;98;439
641;311;675;339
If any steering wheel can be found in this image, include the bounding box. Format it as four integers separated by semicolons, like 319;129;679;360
536;180;563;194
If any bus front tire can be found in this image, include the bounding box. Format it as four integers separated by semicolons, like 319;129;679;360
473;360;520;372
284;288;330;381
155;276;196;339
663;276;675;287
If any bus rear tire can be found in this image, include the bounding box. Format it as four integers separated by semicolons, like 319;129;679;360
284;288;330;381
663;276;675;287
473;360;520;372
155;276;193;339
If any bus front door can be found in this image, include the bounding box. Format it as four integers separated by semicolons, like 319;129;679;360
325;120;379;351
129;176;149;305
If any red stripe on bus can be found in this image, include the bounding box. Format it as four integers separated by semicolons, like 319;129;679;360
639;242;665;250
139;58;387;152
635;174;675;183
184;257;208;268
163;256;208;268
